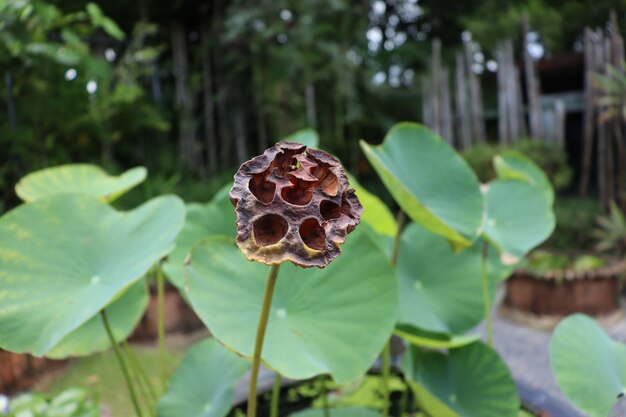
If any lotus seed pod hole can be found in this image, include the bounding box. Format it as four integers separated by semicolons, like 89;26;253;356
253;214;288;246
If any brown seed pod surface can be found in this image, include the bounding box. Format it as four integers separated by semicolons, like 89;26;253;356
229;141;363;268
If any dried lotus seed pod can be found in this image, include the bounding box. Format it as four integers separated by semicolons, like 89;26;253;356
229;141;363;268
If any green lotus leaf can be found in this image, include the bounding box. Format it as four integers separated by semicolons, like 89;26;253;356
157;338;250;417
185;228;398;384
0;194;185;355
493;151;554;204
393;325;479;349
397;223;513;337
550;314;626;417
47;279;149;359
283;128;320;148
15;164;147;203
347;174;396;238
290;407;380;417
482;179;555;262
360;123;483;251
402;342;519;417
162;186;235;292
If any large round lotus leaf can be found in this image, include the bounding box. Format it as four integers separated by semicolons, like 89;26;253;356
402;342;519;417
347;174;396;238
360;123;483;251
0;194;185;355
46;279;149;359
290;407;380;417
483;179;555;262
493;151;554;204
550;314;626;417
185;228;398;384
15;164;147;203
397;223;513;337
157;338;249;417
283;128;320;148
163;187;235;292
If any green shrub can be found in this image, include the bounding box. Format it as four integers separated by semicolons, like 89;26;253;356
513;139;572;191
545;197;601;251
462;139;572;192
591;201;626;256
522;250;606;276
461;143;499;183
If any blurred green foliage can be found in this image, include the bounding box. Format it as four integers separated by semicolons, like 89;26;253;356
4;388;99;417
463;0;563;52
544;196;601;251
463;0;626;53
462;139;572;191
1;0;621;214
521;250;606;276
0;1;168;209
45;347;181;417
592;201;626;256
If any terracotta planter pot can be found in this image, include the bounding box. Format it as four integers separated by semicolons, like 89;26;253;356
503;258;626;325
131;284;204;340
0;350;61;393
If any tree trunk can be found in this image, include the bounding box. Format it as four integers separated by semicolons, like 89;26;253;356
505;40;520;141
579;28;594;196
595;34;608;208
421;77;432;129
150;62;163;107
465;41;486;142
201;26;218;174
305;81;317;130
515;67;528;139
553;100;566;147
334;80;345;152
455;53;471;149
431;38;442;136
497;42;509;145
441;68;453;145
522;14;543;140
233;106;248;165
214;5;233;170
5;71;17;131
610;11;626;209
171;21;198;169
251;46;268;153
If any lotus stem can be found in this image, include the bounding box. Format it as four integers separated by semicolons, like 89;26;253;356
382;210;406;417
101;309;145;417
381;343;391;417
270;373;281;417
155;262;167;386
398;382;408;416
481;240;493;346
247;264;281;417
321;376;330;417
391;211;406;266
123;340;158;412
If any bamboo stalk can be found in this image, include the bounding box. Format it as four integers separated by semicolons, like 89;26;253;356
522;14;543;140
441;68;454;145
505;40;520;141
431;39;442;136
579;28;595;196
201;25;218;174
497;42;509;145
455;52;471;149
465;41;486;142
